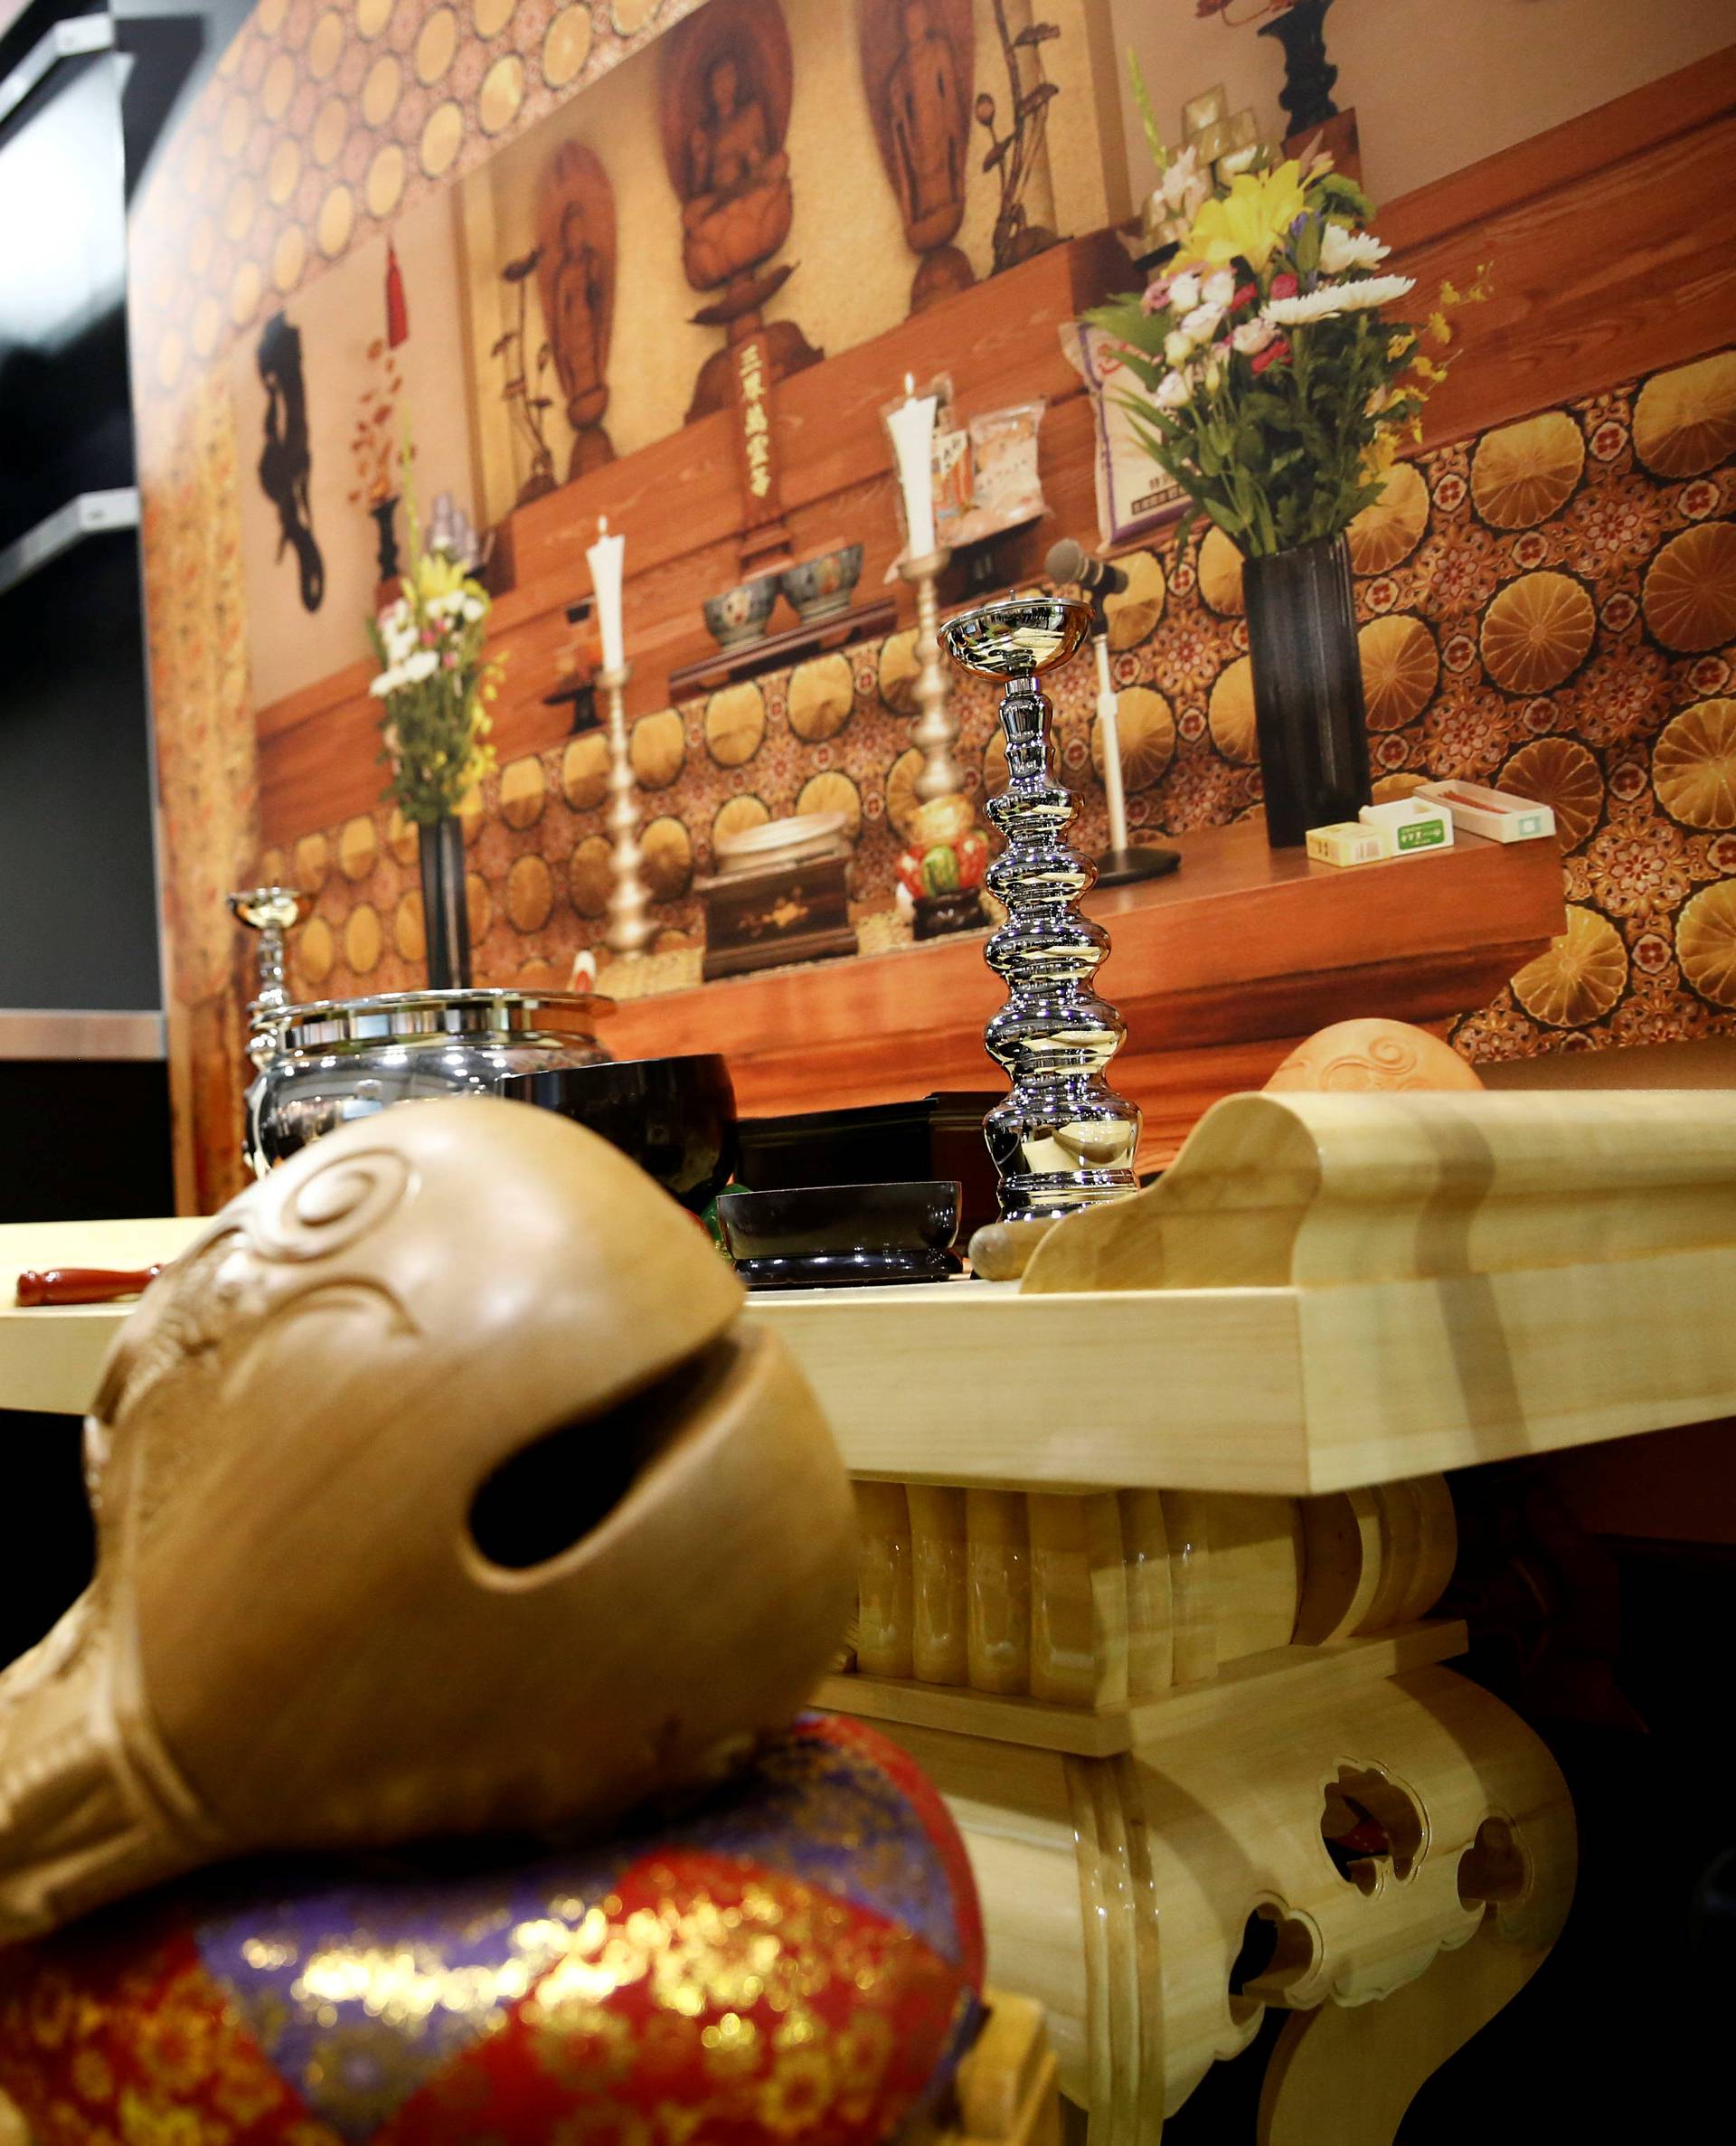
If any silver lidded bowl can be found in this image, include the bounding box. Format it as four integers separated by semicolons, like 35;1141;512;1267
244;987;612;1177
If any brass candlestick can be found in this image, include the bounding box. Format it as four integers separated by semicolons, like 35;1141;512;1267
227;884;313;1068
598;661;653;960
898;547;962;805
939;597;1141;1222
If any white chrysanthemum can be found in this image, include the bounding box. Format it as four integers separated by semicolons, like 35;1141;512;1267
369;667;402;699
1330;273;1414;310
1319;223;1390;275
1265;274;1414;326
1263;288;1345;326
1203;268;1237;309
401;648;440;685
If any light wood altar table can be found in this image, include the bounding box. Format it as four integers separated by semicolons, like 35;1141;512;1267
5;1087;1734;2141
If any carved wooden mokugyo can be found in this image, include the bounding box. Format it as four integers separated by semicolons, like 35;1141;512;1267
0;1098;856;1947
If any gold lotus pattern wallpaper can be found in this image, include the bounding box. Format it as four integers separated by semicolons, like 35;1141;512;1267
259;350;1736;1071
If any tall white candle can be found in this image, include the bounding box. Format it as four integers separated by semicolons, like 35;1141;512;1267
586;515;626;672
887;372;938;562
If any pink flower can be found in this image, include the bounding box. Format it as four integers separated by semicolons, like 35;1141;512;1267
1269;273;1298;301
1231;281;1258;311
1251;336;1291;375
1141;277;1172;317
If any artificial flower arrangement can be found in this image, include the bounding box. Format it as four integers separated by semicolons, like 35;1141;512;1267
1091;82;1480;558
367;481;500;827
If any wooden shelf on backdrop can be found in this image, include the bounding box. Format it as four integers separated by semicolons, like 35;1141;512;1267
666;597;899;701
602;818;1566;1162
255;235;1127;843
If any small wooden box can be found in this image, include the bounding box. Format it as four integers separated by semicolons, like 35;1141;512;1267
699;856;858;982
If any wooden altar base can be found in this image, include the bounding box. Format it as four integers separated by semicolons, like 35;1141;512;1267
602;819;1565;1166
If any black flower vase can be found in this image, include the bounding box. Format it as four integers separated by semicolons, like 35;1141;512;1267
418;815;471;989
1242;534;1371;849
1259;0;1339;136
370;494;401;585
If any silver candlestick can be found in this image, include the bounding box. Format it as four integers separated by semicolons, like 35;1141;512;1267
598;661;654;960
898;546;962;804
939;597;1141;1221
227;884;313;1069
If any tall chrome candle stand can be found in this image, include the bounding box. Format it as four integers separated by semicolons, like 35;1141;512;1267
226;884;313;1068
597;660;654;960
939;597;1141;1222
897;547;963;804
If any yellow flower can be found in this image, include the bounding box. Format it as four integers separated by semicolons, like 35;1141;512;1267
1178;160;1307;273
412;551;466;604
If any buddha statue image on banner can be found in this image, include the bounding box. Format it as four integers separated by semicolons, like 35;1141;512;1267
535;143;618;480
858;0;976;315
659;0;822;421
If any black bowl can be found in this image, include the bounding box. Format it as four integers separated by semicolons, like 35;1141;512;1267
497;1054;737;1214
714;1179;962;1290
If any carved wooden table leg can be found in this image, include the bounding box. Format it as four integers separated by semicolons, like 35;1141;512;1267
1256;1917;1553;2146
824;1472;1576;2143
1132;1664;1574;2128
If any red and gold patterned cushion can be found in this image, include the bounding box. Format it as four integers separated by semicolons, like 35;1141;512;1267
0;1716;982;2145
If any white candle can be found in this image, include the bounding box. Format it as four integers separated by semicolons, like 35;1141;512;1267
887;372;938;562
586;515;626;672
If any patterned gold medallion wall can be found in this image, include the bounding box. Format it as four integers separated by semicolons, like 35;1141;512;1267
260;352;1736;1070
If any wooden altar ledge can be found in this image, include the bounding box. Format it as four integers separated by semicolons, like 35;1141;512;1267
603;818;1566;1156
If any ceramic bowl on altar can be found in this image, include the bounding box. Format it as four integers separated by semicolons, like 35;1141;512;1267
0;1716;985;2144
716;1178;963;1289
703;571;780;650
497;1051;738;1213
244;988;612;1177
780;543;863;624
712;808;850;879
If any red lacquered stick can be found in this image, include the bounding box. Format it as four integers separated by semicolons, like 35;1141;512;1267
14;1265;165;1308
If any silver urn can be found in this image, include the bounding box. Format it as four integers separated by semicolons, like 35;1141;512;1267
243;987;612;1177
